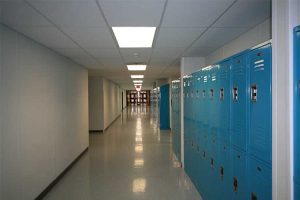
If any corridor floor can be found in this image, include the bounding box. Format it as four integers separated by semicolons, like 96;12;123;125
44;105;202;200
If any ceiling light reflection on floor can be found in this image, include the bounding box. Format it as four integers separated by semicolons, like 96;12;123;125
135;144;143;153
135;136;143;142
134;159;144;168
132;178;147;193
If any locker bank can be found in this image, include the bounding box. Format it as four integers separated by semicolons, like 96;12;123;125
0;0;299;200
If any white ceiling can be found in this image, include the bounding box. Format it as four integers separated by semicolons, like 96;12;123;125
0;0;271;90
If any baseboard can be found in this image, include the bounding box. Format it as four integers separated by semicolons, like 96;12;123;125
89;130;103;133
35;147;89;200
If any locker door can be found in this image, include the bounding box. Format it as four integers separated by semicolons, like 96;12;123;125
218;60;231;145
210;66;219;142
217;143;232;200
230;53;249;151
248;157;272;200
294;26;300;185
295;178;300;200
248;44;272;164
231;148;248;200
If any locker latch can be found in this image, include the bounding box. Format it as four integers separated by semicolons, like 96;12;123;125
210;89;214;99
220;88;224;101
203;151;206;158
203;90;206;98
251;192;258;200
210;158;214;168
233;177;238;192
251;85;257;102
220;166;224;180
233;87;238;101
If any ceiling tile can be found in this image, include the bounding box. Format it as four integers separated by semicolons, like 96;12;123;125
73;58;101;68
213;0;271;28
162;0;235;27
53;48;92;59
152;47;185;58
98;0;165;26
86;48;120;58
0;1;51;27
192;27;248;48
120;49;152;63
184;47;217;57
28;0;107;27
13;26;78;48
63;27;116;48
155;27;206;48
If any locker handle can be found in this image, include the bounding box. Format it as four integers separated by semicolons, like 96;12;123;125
251;192;258;200
203;151;206;158
220;88;224;101
210;158;214;168
233;87;238;101
210;89;214;99
233;177;238;192
237;155;241;159
203;90;206;98
251;85;257;102
220;166;224;179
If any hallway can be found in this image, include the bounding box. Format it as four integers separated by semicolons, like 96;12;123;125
43;106;201;200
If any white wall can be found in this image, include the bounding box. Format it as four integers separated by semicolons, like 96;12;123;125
0;25;89;200
88;77;121;131
205;18;271;65
122;89;127;109
180;57;206;76
103;78;121;130
88;77;104;131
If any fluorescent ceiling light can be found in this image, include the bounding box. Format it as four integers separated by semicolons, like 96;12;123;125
112;27;156;48
127;65;147;71
133;80;143;83
134;84;142;86
131;75;144;79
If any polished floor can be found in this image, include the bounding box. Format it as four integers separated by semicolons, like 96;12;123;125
44;105;202;200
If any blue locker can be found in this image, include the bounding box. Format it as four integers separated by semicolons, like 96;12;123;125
231;148;248;200
294;25;300;187
295;178;300;200
230;53;249;151
248;43;272;164
248;156;272;200
218;60;231;146
216;142;232;200
160;84;170;130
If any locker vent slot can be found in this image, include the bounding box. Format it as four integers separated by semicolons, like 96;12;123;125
251;85;257;102
220;88;224;100
233;87;238;101
254;59;265;72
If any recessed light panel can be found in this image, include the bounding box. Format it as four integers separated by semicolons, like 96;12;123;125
131;75;144;79
127;65;147;71
133;80;143;83
112;27;156;48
